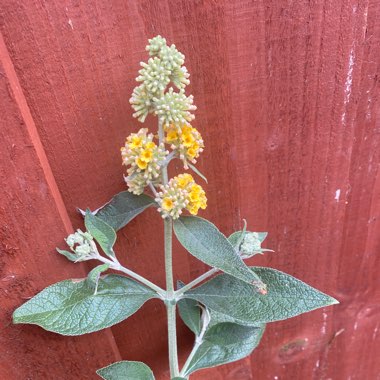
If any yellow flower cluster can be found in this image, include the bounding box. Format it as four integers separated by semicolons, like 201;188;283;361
156;173;207;219
121;128;168;194
165;125;204;168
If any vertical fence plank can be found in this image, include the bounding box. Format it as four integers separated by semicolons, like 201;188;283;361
0;33;120;379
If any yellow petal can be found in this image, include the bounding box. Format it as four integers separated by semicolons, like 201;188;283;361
136;157;148;169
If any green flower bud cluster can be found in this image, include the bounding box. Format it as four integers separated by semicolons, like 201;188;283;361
239;232;273;258
136;57;171;96
154;88;196;127
65;229;96;261
130;35;193;125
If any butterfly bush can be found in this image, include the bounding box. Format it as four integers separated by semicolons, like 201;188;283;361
13;35;338;380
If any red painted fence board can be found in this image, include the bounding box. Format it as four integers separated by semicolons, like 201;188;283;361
0;1;379;379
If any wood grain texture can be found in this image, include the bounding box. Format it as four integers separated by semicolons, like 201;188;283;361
0;33;121;379
0;0;379;379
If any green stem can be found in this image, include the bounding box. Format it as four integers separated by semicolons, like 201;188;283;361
180;308;209;377
175;268;219;297
94;254;166;298
159;118;180;377
180;340;201;377
167;301;179;377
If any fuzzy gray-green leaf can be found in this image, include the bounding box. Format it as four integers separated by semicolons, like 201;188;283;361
56;248;78;262
185;267;338;325
87;264;110;294
173;216;264;288
183;323;265;375
178;298;201;335
177;280;201;335
95;191;156;231
13;275;156;335
97;361;155;380
85;210;116;257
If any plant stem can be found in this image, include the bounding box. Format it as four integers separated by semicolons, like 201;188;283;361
180;340;201;377
167;301;179;377
180;309;209;377
95;255;166;298
159;118;180;377
164;218;174;292
175;267;219;297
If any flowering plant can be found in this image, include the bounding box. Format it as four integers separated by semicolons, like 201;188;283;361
13;36;338;379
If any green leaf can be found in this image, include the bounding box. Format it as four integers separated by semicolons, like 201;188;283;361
187;163;208;183
183;323;265;376
87;264;110;294
207;309;258;328
177;280;201;335
85;209;116;258
178;299;201;336
94;191;156;231
184;267;338;325
13;275;157;335
174;216;265;289
97;361;155;380
56;248;77;262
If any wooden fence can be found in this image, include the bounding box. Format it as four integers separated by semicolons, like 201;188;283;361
0;1;379;379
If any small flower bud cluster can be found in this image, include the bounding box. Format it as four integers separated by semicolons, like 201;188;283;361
156;173;207;219
240;232;262;256
130;35;192;124
165;124;204;168
130;85;154;122
121;128;168;195
154;88;196;127
136;57;171;96
146;35;168;57
65;229;96;261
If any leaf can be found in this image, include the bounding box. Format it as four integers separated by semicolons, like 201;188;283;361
94;191;156;231
13;275;157;335
173;216;265;288
187;163;208;183
56;248;77;262
207;309;258;328
177;280;201;335
85;209;116;258
183;323;265;376
178;299;201;336
97;361;155;380
184;267;338;325
87;264;110;294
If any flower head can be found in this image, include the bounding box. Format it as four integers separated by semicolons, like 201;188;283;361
156;173;207;219
65;229;96;261
154;88;196;127
159;44;185;71
129;84;155;122
165;124;204;167
146;35;167;57
136;57;171;96
121;128;168;194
